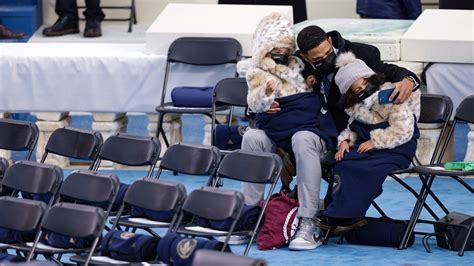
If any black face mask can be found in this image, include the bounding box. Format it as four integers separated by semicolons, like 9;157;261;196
309;51;336;76
337;82;379;109
270;53;290;66
356;82;379;102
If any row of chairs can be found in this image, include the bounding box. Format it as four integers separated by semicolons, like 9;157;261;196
0;143;280;264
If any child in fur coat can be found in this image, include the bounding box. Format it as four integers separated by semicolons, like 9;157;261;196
334;52;421;160
244;12;312;113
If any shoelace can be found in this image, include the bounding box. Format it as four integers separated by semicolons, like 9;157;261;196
294;219;317;240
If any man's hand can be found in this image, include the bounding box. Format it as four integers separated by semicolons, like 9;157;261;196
266;101;280;114
357;140;375;153
335;140;350;161
265;80;276;96
305;75;317;88
391;77;415;104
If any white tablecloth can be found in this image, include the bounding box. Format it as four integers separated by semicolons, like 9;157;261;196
0;43;235;113
425;63;474;112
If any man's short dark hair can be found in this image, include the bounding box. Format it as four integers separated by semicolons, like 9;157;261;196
296;25;327;53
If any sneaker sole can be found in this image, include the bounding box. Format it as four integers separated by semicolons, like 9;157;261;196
43;29;80;37
288;240;323;251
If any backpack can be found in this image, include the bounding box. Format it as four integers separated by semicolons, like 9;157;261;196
256;188;299;250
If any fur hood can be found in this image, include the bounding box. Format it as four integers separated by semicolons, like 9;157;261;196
252;12;295;67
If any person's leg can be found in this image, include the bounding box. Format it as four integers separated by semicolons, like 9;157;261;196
289;131;326;250
55;0;79;20
83;0;105;37
241;129;277;205
84;0;105;21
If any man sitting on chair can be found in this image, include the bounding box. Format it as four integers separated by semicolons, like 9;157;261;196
43;0;104;38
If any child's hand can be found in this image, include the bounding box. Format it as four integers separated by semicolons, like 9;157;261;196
335;140;350;161
266;101;280;114
265;80;276;96
357;140;375;153
305;75;317;87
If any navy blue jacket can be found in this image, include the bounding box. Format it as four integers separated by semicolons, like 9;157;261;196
356;0;422;19
256;92;337;153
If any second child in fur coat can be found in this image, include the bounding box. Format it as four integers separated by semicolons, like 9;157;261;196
333;52;421;160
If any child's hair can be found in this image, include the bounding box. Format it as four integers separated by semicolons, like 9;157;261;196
337;73;385;110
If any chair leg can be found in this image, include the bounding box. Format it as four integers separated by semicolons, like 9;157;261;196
391;174;440;220
132;0;137;24
371;200;388;218
156;113;170;148
399;174;436;249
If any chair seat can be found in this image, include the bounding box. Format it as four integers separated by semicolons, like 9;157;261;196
414;164;474;176
391;167;416;175
111;216;171;228
70;254;162;265
177;225;251;237
10;242;92;254
155;103;229;114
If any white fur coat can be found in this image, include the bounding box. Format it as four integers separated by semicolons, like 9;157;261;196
245;12;311;113
338;85;421;149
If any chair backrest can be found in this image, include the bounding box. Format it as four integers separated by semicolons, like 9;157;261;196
40;202;106;238
160;37;242;106
97;133;161;176
418;94;453;124
192;249;267;266
124;178;187;212
0;196;48;232
217;150;282;184
418;93;454;164
168;37;242;65
181;186;244;221
0;158;9;179
0;119;39;159
213;78;248;107
454;95;474;124
2;160;63;195
59;170;119;205
159;143;221;176
43;127;103;163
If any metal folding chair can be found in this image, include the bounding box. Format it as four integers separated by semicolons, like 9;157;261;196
155;37;242;148
93;133;161;177
400;95;474;255
211;77;249;150
40;127;103;169
156;143;221;186
0;118;39;160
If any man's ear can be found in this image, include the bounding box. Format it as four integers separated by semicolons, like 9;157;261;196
328;36;333;46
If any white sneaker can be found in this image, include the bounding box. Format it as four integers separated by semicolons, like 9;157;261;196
288;218;323;251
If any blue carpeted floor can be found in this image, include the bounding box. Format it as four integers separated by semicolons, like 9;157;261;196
8;114;474;265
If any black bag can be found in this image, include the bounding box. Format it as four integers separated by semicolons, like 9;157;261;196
432;212;474;252
344;217;414;247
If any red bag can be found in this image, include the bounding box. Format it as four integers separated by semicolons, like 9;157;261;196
256;189;299;250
